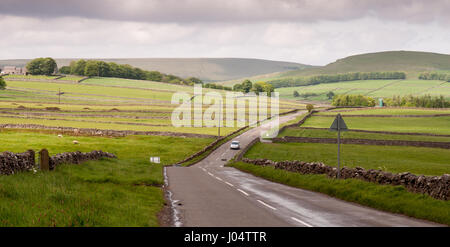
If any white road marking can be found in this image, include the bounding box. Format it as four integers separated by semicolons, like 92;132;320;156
225;182;234;187
208;172;214;176
237;189;249;196
201;168;206;172
257;200;277;210
221;152;227;157
291;217;313;227
215;176;223;181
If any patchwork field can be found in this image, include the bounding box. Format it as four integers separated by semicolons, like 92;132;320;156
0;75;304;226
275;79;450;101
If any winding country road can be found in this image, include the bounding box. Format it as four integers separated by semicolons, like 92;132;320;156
166;111;440;227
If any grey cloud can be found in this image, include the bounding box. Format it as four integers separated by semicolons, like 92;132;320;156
0;0;449;24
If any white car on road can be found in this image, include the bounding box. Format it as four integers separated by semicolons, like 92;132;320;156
230;140;240;150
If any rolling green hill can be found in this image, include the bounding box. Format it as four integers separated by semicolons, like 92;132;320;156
280;51;450;78
0;58;311;82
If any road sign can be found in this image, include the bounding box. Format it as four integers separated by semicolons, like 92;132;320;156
329;114;349;179
149;156;160;164
329;114;348;131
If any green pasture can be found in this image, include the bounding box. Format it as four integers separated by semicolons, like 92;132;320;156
0;130;212;226
322;108;450;115
279;127;450;142
302;115;450;135
275;79;450;101
245;142;450;176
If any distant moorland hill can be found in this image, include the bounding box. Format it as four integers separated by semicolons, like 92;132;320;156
0;58;310;82
280;51;450;78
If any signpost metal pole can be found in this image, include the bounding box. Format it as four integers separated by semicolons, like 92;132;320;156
329;113;348;179
337;116;341;179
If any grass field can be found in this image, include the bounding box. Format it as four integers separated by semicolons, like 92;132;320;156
269;108;450;175
245;142;450;176
322;108;450;115
0;130;212;226
4;75;59;80
58;75;85;82
279;127;450;142
0;77;304;136
302;115;450;135
275;79;450;101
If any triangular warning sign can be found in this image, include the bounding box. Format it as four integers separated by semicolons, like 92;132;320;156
329;114;348;131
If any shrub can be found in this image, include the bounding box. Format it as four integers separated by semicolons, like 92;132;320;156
293;90;300;97
26;57;57;75
332;95;376;107
306;104;314;112
326;91;335;100
0;77;6;90
386;95;449;108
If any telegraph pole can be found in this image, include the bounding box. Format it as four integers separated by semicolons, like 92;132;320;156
218;103;221;138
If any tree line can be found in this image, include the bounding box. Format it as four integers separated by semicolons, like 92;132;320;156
331;94;449;108
418;72;450;82
26;57;58;76
268;71;406;88
59;59;203;86
331;95;376;107
203;83;232;91
204;80;274;95
384;95;449;108
232;80;274;96
25;58;203;86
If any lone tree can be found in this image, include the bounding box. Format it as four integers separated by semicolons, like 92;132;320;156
306;104;314;112
293;90;300;97
26;57;57;75
326;91;335;100
0;77;6;90
241;79;253;93
59;66;71;74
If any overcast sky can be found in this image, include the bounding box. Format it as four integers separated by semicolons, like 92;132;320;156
0;0;449;65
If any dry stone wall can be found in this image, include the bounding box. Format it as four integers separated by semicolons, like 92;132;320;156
241;158;449;200
0;149;116;175
273;136;450;149
0;123;216;139
0;150;35;175
49;150;117;170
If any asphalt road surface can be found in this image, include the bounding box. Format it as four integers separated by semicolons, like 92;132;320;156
166;111;440;227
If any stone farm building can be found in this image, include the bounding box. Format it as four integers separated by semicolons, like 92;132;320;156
1;66;27;75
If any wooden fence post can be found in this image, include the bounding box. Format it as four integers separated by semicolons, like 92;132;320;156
39;149;49;171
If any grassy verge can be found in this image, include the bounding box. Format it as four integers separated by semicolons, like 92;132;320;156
0;130;213;226
229;161;450;225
